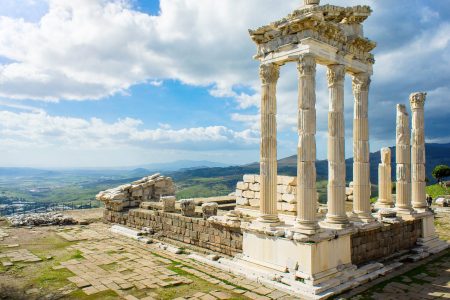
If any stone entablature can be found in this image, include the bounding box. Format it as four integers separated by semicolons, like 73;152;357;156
249;4;375;70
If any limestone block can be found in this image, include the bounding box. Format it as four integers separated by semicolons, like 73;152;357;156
235;189;243;197
281;202;296;212
131;188;143;197
278;176;296;186
236;181;248;190
180;199;196;217
236;197;249;206
249;198;259;207
202;203;218;220
345;187;353;196
249;183;260;192
243;190;255;199
255;192;260;199
282;193;296;204
161;196;176;212
243;175;256;183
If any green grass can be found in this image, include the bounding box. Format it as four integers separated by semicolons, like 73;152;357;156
67;289;119;300
426;183;449;199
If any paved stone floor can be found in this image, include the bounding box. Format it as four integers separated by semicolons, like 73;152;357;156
0;210;449;299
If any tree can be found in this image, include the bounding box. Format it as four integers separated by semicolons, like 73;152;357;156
432;165;450;183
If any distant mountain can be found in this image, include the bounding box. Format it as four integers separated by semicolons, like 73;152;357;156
0;167;59;177
137;160;230;172
175;143;450;185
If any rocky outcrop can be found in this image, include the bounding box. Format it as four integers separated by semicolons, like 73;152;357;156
7;212;77;227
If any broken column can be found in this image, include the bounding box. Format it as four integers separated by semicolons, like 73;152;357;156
376;147;394;208
395;104;413;214
410;92;428;210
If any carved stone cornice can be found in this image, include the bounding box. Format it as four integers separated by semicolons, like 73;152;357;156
259;63;280;85
352;73;371;93
409;92;426;110
326;65;345;87
297;54;316;77
249;5;375;66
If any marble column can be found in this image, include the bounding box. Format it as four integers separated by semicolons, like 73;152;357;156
410;92;427;210
258;63;280;224
395;104;413;213
352;73;375;222
295;54;319;234
376;147;394;208
324;65;349;227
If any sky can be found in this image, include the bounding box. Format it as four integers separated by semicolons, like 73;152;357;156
0;0;448;168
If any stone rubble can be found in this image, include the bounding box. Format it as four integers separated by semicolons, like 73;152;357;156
7;212;77;227
96;173;175;212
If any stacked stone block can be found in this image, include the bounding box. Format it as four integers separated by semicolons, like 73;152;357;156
96;174;175;212
104;208;242;256
351;219;422;265
235;174;300;213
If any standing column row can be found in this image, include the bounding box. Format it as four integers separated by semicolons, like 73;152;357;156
295;54;319;234
258;63;280;224
352;73;375;222
324;65;349;227
410;92;427;210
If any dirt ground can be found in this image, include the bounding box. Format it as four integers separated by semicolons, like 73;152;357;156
0;208;449;300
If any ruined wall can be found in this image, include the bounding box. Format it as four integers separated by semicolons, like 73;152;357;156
96;174;175;212
351;219;422;265
104;209;242;256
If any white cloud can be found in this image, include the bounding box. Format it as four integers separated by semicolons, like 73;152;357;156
0;110;259;150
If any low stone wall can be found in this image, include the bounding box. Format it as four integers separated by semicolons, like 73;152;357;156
351;219;422;265
103;209;242;256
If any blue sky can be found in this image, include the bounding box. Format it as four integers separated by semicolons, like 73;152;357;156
0;0;448;168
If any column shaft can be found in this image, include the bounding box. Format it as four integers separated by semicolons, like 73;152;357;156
410;92;427;209
395;104;413;212
296;54;319;233
258;63;280;223
352;73;375;222
325;65;349;226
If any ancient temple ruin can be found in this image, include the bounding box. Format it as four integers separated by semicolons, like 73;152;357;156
97;1;448;299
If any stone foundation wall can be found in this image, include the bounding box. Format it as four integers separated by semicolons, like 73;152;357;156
103;209;242;256
351;219;422;265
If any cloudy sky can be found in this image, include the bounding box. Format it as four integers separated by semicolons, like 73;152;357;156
0;0;448;168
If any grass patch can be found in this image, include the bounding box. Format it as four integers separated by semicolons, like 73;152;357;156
100;262;119;271
426;184;449;199
66;289;119;300
70;250;84;260
33;265;74;289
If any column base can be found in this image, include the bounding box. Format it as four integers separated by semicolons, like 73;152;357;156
320;215;352;230
350;211;376;224
257;214;281;224
395;207;417;221
293;220;321;235
374;201;394;209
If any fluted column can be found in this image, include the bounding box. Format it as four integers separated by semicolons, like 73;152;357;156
410;92;427;210
352;73;375;222
376;148;393;208
258;63;280;223
295;54;319;234
395;104;413;213
324;65;349;227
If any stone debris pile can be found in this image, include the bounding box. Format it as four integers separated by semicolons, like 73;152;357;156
96;174;175;211
346;182;354;202
7;212;77;227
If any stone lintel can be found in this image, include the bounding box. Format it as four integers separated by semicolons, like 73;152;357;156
258;38;373;74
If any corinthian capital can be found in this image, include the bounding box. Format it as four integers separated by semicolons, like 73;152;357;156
352;73;371;93
297;54;316;77
259;63;280;85
326;64;345;87
409;92;426;109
